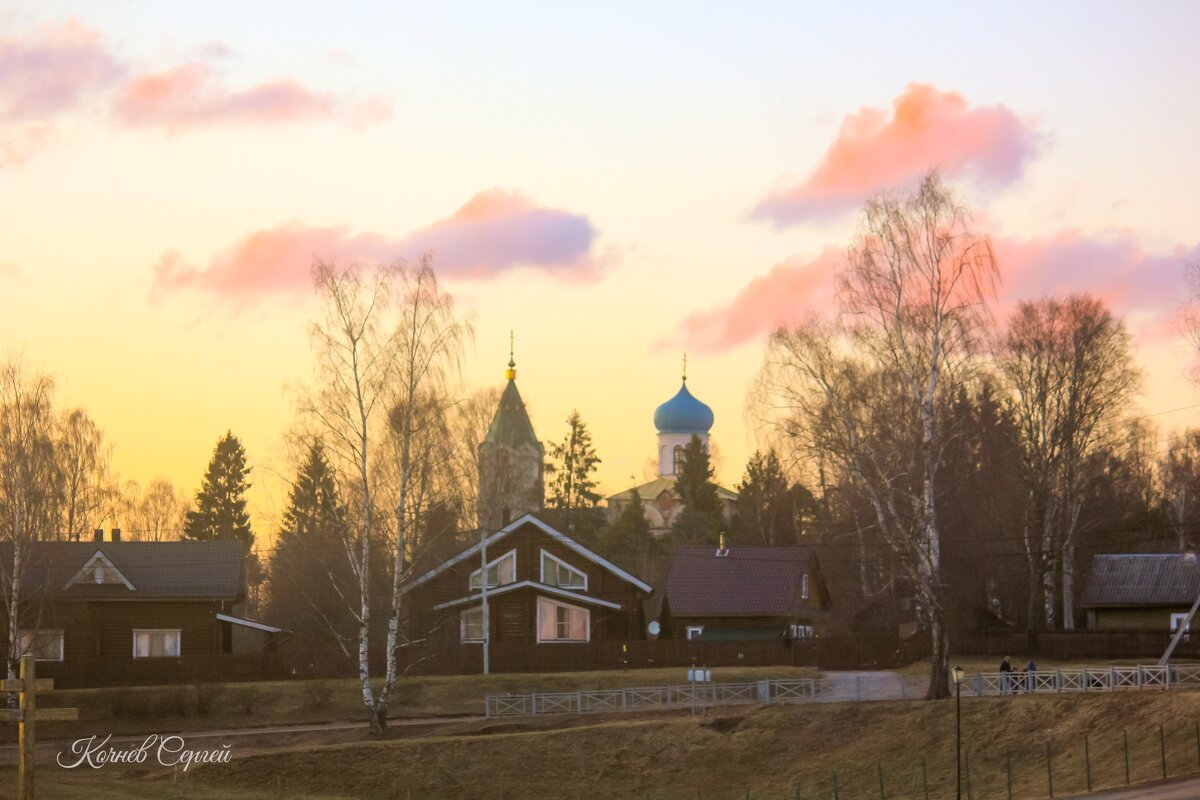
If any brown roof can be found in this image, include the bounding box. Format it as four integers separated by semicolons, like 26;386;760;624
662;545;815;618
10;541;246;601
1082;554;1200;608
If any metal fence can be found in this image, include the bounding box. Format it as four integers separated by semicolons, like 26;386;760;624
485;673;931;717
962;663;1200;696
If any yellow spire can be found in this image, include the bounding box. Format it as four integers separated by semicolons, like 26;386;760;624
505;330;516;381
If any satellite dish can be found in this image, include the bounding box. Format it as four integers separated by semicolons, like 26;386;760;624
648;620;661;636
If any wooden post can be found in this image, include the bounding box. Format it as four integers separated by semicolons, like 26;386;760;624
1123;729;1131;785
1006;747;1013;800
18;654;34;800
1046;742;1054;797
920;758;928;800
1;657;78;800
1160;725;1168;779
1085;734;1092;791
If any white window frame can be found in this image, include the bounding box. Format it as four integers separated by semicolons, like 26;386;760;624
686;626;704;641
18;629;64;662
790;624;814;639
132;629;181;659
1171;613;1191;632
801;574;810;600
460;606;484;643
64;550;135;590
536;597;590;643
540;549;587;591
469;549;517;591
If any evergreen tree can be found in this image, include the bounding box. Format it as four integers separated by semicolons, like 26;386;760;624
657;594;674;639
546;410;602;537
266;440;357;669
732;449;812;546
598;489;657;576
671;435;723;544
184;431;253;550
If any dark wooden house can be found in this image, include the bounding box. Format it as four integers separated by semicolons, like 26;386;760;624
4;532;281;687
657;542;829;641
402;514;653;652
1082;553;1200;631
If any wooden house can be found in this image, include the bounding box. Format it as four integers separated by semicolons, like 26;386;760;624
656;541;829;641
402;514;653;649
4;531;281;687
1082;553;1200;631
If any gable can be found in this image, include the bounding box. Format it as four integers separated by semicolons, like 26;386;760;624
403;514;652;595
64;550;136;591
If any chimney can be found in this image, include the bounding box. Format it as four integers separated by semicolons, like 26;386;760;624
93;528;103;543
1185;543;1197;562
111;528;122;542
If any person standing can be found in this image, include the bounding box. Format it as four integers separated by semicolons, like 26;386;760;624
999;656;1013;694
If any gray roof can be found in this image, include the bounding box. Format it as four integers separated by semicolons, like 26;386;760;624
483;379;542;450
12;541;246;600
1081;554;1200;608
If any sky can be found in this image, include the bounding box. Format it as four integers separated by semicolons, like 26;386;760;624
2;2;1199;541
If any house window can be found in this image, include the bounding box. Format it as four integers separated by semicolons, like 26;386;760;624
790;624;814;639
461;607;484;643
18;630;63;661
673;446;685;474
133;629;181;658
801;574;809;600
686;626;704;641
1171;613;1191;633
469;550;516;591
537;597;589;642
541;551;586;590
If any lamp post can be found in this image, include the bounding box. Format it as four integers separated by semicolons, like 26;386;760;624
952;665;965;800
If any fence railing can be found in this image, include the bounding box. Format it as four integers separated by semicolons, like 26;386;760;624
485;673;937;717
962;663;1200;696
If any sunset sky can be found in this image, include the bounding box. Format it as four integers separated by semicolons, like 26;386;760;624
2;2;1199;540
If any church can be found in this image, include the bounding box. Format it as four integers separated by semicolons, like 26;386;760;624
472;353;738;539
604;369;738;538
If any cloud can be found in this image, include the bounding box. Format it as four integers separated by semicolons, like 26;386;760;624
670;231;1200;352
668;249;843;353
752;84;1040;225
995;231;1200;340
112;63;374;129
0;18;123;121
151;190;603;301
400;190;600;279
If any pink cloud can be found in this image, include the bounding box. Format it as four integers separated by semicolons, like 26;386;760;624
668;249;842;353
151;190;602;301
995;231;1200;341
752;84;1040;225
111;63;376;129
671;231;1200;352
0;18;123;121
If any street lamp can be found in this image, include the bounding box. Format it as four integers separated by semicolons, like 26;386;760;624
952;665;966;800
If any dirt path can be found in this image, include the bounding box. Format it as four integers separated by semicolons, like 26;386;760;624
1065;776;1200;798
0;714;485;765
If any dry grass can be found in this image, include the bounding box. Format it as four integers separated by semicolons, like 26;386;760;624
23;687;1197;800
12;665;817;744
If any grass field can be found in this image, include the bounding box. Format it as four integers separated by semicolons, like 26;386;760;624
14;685;1200;800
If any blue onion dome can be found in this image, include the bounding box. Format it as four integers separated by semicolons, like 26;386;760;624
654;381;714;433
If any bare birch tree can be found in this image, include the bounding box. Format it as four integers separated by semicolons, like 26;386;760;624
58;408;111;541
0;362;64;678
998;294;1139;629
756;173;996;699
303;256;468;734
1162;430;1200;551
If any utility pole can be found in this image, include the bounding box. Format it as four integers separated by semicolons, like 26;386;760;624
481;528;490;675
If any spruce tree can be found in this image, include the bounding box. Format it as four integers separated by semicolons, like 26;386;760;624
657;594;674;640
732;449;807;546
598;488;657;575
546;410;602;537
266;440;356;667
184;431;254;550
671;435;723;544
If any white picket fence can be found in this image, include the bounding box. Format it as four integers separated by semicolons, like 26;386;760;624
485;673;931;717
960;663;1200;696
